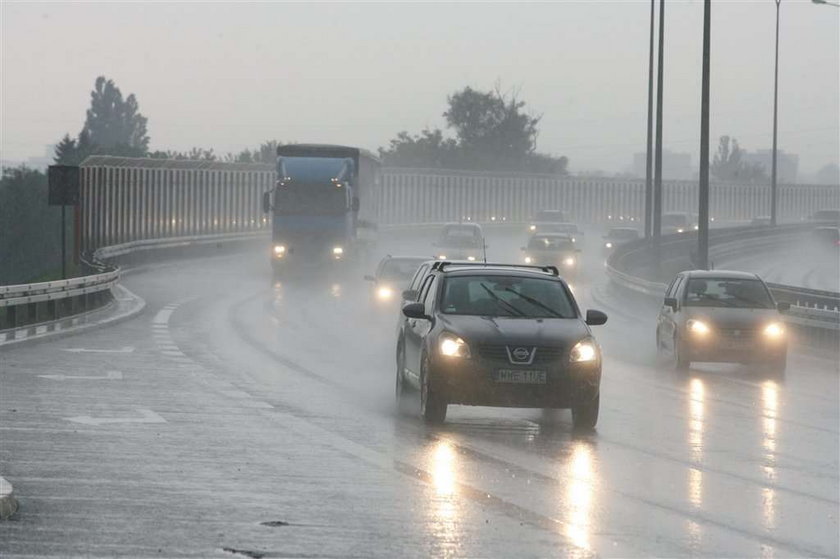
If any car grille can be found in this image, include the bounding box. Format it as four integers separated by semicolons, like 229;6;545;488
478;345;566;364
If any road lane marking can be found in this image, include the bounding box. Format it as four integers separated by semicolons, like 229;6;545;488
61;346;134;354
39;371;123;381
153;308;174;325
64;408;166;426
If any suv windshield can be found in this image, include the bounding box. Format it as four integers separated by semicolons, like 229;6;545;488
440;275;576;318
684;278;774;309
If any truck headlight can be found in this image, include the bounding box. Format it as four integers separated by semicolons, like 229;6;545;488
564;257;576;267
376;286;393;300
687;319;710;335
439;333;470;358
570;340;598;363
763;322;784;339
273;245;286;257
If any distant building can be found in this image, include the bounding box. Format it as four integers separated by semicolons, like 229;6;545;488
632;150;692;180
741;149;798;184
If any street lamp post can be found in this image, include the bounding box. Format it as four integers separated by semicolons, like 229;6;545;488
653;0;665;259
698;0;711;270
770;0;781;227
644;0;655;238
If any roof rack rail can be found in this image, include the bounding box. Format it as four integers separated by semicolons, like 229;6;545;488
432;261;559;276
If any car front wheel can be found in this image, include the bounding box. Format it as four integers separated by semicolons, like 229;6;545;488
420;354;447;424
572;393;599;430
673;335;690;371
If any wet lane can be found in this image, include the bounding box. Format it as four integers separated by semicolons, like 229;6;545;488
168;229;838;556
1;228;837;557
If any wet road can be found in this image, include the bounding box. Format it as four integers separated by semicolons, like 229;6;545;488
1;228;838;557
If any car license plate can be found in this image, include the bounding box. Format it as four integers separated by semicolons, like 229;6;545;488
494;369;547;384
719;338;750;350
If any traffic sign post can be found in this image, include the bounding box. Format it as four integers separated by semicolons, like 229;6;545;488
48;165;80;279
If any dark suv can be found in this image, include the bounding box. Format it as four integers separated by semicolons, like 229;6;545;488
395;263;608;429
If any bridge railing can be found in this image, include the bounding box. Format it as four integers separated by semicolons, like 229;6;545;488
77;156;839;254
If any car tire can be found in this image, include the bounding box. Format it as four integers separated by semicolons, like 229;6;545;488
420;354;447;424
673;335;690;371
395;344;411;413
572;393;599;431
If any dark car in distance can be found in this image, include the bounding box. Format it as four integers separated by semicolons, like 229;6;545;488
520;234;580;277
396;262;608;429
364;255;429;305
602;227;640;255
656;270;789;373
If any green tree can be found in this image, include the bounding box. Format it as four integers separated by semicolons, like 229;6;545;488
444;86;540;160
711;135;767;183
82;76;149;155
380;85;566;174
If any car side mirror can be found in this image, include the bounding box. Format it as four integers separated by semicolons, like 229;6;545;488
585;309;608;326
664;297;678;311
402;302;428;320
262;191;271;213
364;275;375;282
402;289;418;301
777;301;791;312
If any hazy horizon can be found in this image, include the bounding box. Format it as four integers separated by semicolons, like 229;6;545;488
2;1;838;176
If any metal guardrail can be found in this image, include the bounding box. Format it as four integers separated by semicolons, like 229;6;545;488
606;224;840;334
0;231;269;339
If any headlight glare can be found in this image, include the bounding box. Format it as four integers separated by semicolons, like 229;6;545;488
605;242;613;248
564;257;576;267
332;246;344;255
467;256;476;261
273;244;286;255
763;322;784;338
524;256;533;264
439;333;470;358
687;319;710;335
376;286;393;300
570;340;598;363
529;225;536;231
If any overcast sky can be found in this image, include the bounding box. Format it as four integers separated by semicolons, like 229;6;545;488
2;1;838;175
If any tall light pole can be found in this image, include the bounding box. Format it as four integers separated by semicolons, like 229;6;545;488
644;0;655;238
770;0;781;226
653;0;665;259
698;0;711;270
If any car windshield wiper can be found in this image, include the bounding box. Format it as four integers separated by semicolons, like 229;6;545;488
479;283;525;317
503;288;565;318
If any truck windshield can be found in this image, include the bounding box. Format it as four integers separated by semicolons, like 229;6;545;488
275;183;347;216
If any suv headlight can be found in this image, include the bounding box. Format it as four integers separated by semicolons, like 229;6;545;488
439;333;470;358
687;319;710;335
570;339;598;363
763;322;784;339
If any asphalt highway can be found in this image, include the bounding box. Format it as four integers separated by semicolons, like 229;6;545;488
1;227;837;558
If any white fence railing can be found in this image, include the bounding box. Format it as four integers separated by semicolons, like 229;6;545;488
78;156;840;253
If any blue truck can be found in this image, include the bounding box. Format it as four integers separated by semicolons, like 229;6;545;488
261;144;381;273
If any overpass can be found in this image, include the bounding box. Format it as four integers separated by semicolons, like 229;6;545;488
1;157;838;557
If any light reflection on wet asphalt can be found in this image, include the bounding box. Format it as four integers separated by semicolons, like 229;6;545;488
236;227;839;557
63;227;820;557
